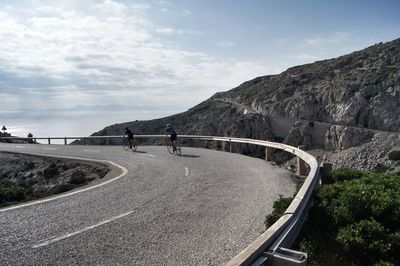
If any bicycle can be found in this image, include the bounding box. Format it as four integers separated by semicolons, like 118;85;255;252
164;136;181;155
122;135;137;152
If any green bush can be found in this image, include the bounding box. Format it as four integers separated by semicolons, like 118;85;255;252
292;169;400;265
0;185;26;203
337;218;396;264
265;195;293;227
374;261;395;266
388;150;400;161
374;163;390;173
330;168;364;182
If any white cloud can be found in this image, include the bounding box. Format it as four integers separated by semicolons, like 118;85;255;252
216;41;236;48
92;0;128;15
305;32;351;46
158;4;192;18
155;26;202;35
154;27;179;35
0;0;271;136
130;3;151;10
282;32;353;66
292;53;318;61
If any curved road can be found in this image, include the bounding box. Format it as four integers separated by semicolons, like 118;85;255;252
0;143;296;265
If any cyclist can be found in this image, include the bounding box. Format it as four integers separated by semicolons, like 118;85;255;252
124;127;134;149
165;124;177;152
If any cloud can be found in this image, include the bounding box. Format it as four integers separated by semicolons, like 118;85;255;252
92;0;129;15
157;2;192;18
282;32;353;66
155;27;201;35
216;41;236;48
292;53;318;61
0;0;270;134
305;32;351;46
130;3;152;11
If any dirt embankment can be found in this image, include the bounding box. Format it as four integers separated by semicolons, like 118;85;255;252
0;151;110;207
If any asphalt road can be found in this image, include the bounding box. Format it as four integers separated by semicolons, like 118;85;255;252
0;143;297;265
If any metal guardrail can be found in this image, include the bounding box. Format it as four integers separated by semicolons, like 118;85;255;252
0;134;319;265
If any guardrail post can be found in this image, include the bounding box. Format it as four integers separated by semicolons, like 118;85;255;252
320;162;333;184
64;138;67;145
297;157;307;176
297;146;307;176
48;137;51;145
229;140;233;152
106;138;110;145
265;147;273;161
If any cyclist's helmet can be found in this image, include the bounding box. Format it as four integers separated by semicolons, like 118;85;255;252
166;124;171;127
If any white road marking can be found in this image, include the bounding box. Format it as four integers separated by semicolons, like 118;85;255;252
143;154;156;158
83;149;100;153
32;211;134;248
15;145;25;148
43;147;57;150
185;167;190;177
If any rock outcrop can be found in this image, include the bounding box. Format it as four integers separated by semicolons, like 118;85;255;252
86;38;400;170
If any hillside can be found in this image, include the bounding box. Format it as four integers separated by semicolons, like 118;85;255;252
86;38;400;171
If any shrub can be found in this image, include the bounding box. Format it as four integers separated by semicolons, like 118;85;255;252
24;161;35;170
61;163;68;171
93;166;109;178
43;165;59;179
374;163;390;173
337;218;395;264
330;168;364;182
0;185;26;203
47;184;75;195
388;150;400;161
69;170;86;185
293;169;400;265
265;195;293;227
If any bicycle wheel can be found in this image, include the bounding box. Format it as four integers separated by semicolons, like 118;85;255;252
175;142;182;155
166;140;174;154
122;137;130;151
131;140;137;152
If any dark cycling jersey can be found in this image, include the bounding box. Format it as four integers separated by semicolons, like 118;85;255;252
125;129;134;139
166;126;177;141
166;127;176;135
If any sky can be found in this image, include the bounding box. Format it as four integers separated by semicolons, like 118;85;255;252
1;0;400;140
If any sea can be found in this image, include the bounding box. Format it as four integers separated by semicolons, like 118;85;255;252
2;110;176;145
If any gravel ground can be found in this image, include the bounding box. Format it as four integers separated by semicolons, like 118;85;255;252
304;132;400;172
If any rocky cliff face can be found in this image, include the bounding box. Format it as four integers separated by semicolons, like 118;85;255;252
214;38;400;132
88;38;400;170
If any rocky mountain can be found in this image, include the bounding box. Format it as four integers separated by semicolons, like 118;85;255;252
86;38;400;171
